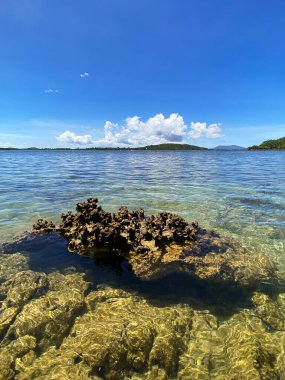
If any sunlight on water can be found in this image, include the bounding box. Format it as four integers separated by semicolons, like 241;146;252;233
1;150;284;262
0;150;285;379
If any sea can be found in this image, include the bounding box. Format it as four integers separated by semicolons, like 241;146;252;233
0;149;285;378
1;150;284;265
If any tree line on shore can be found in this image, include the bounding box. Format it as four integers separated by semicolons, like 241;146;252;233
1;138;285;150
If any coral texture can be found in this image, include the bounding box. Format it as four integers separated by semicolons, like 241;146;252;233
32;198;276;288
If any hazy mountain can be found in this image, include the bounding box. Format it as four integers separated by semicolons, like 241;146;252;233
213;145;246;151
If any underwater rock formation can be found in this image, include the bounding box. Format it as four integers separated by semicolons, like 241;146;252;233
0;255;285;380
33;198;275;287
0;271;48;338
0;253;29;300
0;199;283;379
252;292;285;331
32;198;276;288
0;260;89;380
19;287;194;379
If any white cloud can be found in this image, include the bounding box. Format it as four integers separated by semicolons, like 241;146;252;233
80;72;89;78
56;131;93;145
188;122;224;139
55;114;224;147
100;113;188;146
44;89;59;94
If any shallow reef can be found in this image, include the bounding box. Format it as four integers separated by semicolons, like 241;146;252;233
0;252;285;379
32;198;276;289
0;199;283;379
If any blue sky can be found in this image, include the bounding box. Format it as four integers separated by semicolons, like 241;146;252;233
0;0;285;148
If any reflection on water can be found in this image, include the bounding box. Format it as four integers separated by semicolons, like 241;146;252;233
1;150;284;265
1;236;285;379
1;150;285;378
3;232;260;320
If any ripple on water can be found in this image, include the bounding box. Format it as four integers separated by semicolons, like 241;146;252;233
0;150;285;378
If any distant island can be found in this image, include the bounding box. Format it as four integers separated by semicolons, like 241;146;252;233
2;139;285;151
249;137;285;150
135;143;207;150
0;143;207;151
212;145;246;151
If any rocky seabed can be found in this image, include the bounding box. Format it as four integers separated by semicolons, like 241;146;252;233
0;199;284;379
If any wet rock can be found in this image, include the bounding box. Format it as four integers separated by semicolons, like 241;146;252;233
32;219;56;234
0;271;48;337
32;198;198;256
0;270;91;379
5;272;88;352
178;311;220;379
179;310;285;379
19;286;194;379
0;351;15;380
8;285;285;380
252;292;285;330
0;260;284;380
0;335;37;378
31;198;276;289
129;233;276;288
0;253;29;282
0;253;29;299
214;311;282;380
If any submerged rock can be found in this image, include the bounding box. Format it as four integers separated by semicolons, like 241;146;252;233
128;231;276;288
31;198;276;289
6;273;87;352
0;253;29;301
0;253;285;379
24;287;193;379
0;271;48;338
1;282;284;379
0;263;90;379
252;292;285;331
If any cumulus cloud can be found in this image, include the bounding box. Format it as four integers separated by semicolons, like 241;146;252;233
56;131;93;145
44;89;59;94
56;114;224;147
80;72;89;78
101;113;187;146
188;122;224;139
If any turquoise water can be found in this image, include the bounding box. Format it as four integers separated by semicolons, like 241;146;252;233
1;150;285;272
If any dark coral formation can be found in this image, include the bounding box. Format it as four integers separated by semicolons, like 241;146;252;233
32;198;276;287
33;198;199;256
32;219;56;234
0;212;285;380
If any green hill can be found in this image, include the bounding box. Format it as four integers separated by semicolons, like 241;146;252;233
0;143;207;151
249;137;285;150
136;143;207;150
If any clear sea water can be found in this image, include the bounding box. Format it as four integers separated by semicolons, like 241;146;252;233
0;150;284;273
1;150;285;378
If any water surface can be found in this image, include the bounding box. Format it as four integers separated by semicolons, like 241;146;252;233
1;150;285;378
1;150;284;268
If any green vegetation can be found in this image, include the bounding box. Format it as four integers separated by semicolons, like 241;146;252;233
0;147;19;150
0;143;207;151
135;143;207;150
249;137;285;150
